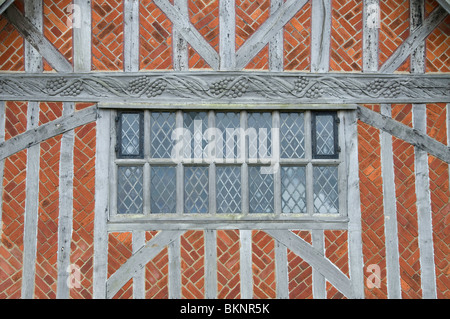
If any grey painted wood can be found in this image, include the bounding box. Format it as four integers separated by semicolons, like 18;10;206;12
235;0;309;70
436;0;450;14
107;219;349;232
93;109;111;298
204;229;218;299
311;0;331;73
24;0;43;73
56;102;75;299
73;0;91;73
269;0;284;72
21;102;40;299
274;240;288;299
153;0;219;70
380;104;401;299
363;0;379;72
0;0;14;15
448;104;450;198
312;230;326;299
1;72;449;104
4;5;72;73
240;230;253;298
267;230;353;298
0;101;5;237
219;0;236;70
410;0;425;74
413;104;437;299
0;106;98;161
379;6;447;73
106;230;185;298
168;235;182;299
132;231;146;299
344;111;365;299
124;0;140;73
173;0;189;71
357;105;450;164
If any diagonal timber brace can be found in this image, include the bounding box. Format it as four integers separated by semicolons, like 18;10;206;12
357;105;450;164
266;230;354;298
0;106;98;161
106;230;185;299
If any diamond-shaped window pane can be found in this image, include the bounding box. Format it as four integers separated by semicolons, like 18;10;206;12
184;112;208;160
117;166;143;214
216;112;241;160
151;166;176;213
184;166;209;213
151;112;175;158
120;113;142;157
281;113;305;158
281;166;306;213
217;166;241;214
313;166;339;214
249;166;274;213
314;114;336;156
248;113;272;159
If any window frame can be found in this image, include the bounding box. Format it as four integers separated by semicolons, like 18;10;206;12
108;108;349;227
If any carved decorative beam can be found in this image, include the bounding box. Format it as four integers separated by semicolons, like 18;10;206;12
0;72;448;105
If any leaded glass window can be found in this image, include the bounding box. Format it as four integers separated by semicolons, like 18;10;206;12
112;110;345;220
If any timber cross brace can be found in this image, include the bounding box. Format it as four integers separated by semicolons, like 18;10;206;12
0;0;449;300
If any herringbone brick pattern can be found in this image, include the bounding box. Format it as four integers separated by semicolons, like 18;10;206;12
325;230;349;299
217;230;240;298
288;230;312;299
140;0;173;70
330;0;362;71
70;105;96;298
252;230;275;299
145;231;169;299
426;15;450;73
426;103;450;299
283;1;311;71
108;232;133;299
236;0;270;70
92;0;124;71
0;101;28;299
357;105;388;299
188;0;219;69
0;16;24;71
43;0;73;71
379;0;410;72
392;104;422;299
181;230;204;298
34;103;63;299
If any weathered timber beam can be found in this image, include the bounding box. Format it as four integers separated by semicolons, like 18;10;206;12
106;230;185;299
0;106;97;161
379;6;448;73
266;230;354;298
357;105;450;163
0;0;13;15
152;0;219;70
436;0;450;14
0;72;448;104
3;5;73;73
235;0;309;70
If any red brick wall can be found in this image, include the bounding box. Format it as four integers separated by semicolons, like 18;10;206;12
0;0;449;299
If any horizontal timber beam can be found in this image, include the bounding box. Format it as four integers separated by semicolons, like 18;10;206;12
0;106;97;161
0;72;449;105
357;105;450;163
3;5;73;73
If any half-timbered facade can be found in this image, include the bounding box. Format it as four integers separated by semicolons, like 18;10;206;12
0;0;449;299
